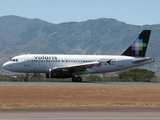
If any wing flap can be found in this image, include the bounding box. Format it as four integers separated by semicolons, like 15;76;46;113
53;61;100;71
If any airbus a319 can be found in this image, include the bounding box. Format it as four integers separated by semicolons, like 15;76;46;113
2;30;155;82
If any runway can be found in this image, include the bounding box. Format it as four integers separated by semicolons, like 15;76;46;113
0;81;160;86
0;108;160;120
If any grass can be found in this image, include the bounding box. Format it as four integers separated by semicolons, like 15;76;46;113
0;73;159;82
0;86;160;109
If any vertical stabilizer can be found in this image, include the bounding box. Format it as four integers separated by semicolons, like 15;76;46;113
121;30;151;57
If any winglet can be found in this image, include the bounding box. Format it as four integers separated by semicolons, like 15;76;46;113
121;30;151;57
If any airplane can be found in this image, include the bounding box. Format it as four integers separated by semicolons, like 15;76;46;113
2;30;155;82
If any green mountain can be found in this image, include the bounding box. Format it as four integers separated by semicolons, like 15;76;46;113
0;15;160;75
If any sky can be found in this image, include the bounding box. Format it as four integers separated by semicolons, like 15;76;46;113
0;0;160;25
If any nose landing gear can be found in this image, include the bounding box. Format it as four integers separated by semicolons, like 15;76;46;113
24;73;28;82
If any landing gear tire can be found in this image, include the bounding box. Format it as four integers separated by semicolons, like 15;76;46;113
72;77;77;82
24;78;28;82
77;77;82;82
72;77;82;82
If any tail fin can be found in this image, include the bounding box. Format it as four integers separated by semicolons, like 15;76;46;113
121;30;151;57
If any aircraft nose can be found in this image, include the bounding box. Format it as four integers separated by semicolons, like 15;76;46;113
2;62;11;70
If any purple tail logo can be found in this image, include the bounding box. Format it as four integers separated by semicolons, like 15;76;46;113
131;38;146;55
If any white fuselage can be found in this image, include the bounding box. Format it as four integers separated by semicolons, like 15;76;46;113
2;54;154;74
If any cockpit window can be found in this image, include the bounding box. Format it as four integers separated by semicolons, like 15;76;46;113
11;59;18;62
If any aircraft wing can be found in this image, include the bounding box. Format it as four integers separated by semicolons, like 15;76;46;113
53;61;101;72
132;57;155;63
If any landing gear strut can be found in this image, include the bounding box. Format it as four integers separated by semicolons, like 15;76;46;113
46;73;49;78
72;76;82;82
24;73;28;82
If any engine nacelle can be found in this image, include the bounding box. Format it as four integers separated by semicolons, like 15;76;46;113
49;69;73;78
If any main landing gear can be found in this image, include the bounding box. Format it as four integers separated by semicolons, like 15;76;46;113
72;76;82;82
24;73;29;82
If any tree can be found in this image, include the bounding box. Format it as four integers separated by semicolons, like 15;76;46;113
118;68;155;82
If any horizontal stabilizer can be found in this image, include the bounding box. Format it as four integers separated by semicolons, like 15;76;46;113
132;57;155;63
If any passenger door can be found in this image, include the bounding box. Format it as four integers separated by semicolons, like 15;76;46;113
24;57;30;66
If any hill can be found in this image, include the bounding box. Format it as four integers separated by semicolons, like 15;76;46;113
0;15;160;75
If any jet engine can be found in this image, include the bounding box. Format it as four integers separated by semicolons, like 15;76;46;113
48;69;73;78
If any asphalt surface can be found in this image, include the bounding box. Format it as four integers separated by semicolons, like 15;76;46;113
0;108;160;120
0;81;160;86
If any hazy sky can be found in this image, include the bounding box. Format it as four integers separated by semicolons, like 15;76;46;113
0;0;159;25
